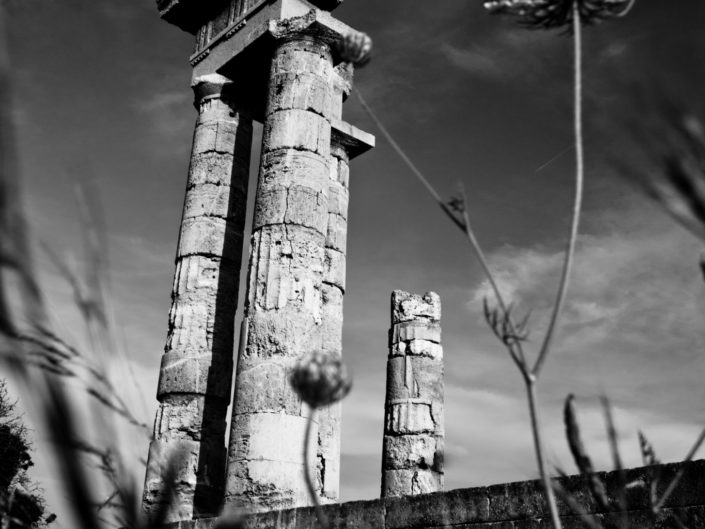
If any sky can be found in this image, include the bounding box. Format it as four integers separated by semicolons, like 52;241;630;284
5;0;705;524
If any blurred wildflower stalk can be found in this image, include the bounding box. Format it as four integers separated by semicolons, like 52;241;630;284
279;32;370;529
558;393;705;528
290;352;352;528
0;4;169;529
355;1;635;528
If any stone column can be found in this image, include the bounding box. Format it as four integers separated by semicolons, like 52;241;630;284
316;144;348;503
143;74;252;522
224;33;335;513
314;63;353;505
382;290;444;497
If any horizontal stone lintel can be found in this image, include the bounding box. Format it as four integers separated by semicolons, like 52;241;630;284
192;0;361;79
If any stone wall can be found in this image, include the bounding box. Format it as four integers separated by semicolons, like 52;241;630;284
165;460;705;529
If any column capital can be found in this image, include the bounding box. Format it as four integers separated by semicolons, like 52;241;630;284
191;73;238;108
267;9;357;62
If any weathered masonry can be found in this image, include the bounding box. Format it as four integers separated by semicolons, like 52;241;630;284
383;291;444;498
143;0;374;523
143;73;253;521
166;460;705;529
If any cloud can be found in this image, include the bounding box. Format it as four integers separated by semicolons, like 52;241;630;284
470;200;704;334
136;91;192;113
439;25;560;83
443;385;703;491
440;42;506;79
459;197;705;459
134;90;194;151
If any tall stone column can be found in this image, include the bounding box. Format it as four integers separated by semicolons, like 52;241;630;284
224;33;335;513
316;142;348;503
143;74;252;522
382;290;445;497
314;63;353;504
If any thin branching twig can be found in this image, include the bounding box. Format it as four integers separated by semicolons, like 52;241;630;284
354;2;592;527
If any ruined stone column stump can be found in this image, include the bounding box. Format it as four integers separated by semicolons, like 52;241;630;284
382;290;445;497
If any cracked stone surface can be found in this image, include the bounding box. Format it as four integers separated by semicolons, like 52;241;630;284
315;139;351;504
225;35;336;513
382;290;444;498
165;460;705;529
143;74;252;522
150;0;374;520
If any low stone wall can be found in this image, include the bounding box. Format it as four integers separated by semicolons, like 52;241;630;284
166;460;705;528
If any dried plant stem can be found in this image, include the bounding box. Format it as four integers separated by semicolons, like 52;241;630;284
521;6;585;527
354;89;466;233
0;6;47;337
356;3;587;525
615;0;637;17
653;425;705;512
356;90;529;371
458;187;528;371
533;0;584;378
303;409;328;528
527;380;562;528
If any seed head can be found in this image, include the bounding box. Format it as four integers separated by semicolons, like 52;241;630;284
484;0;636;30
617;105;705;243
289;351;352;408
336;31;373;67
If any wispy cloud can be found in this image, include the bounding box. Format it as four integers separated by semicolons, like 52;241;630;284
460;197;705;457
134;89;194;150
439;28;554;82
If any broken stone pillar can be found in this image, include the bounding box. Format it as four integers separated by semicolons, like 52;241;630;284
224;33;335;513
382;290;444;497
143;74;252;522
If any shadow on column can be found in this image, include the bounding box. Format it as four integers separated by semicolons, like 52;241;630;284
193;110;252;518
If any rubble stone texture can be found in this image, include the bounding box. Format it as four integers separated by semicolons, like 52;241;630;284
142;74;252;522
224;34;336;514
382;290;444;497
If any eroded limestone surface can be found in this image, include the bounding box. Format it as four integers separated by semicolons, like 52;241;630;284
143;74;252;522
225;35;336;513
382;291;445;497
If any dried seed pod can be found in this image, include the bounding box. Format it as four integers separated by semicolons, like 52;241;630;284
336;31;373;67
564;394;611;510
638;430;660;466
289;351;352;408
564;394;594;475
484;0;636;30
